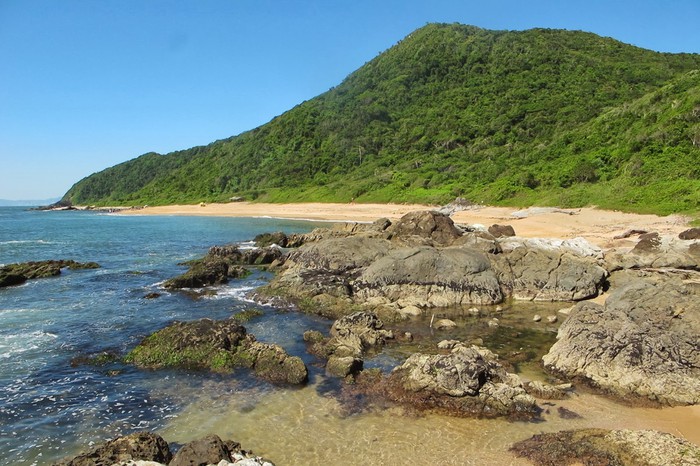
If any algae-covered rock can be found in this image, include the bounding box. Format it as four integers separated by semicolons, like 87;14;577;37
0;259;100;288
126;318;307;385
510;428;700;466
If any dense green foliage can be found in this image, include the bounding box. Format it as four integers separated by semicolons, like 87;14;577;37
63;24;700;215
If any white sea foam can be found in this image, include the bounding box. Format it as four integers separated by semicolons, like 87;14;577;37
0;330;58;359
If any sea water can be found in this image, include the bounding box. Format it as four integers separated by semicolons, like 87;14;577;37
1;207;698;466
0;207;326;465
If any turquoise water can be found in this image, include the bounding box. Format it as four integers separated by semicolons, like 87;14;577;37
0;207;329;465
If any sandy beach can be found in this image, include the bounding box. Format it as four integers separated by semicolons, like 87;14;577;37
119;202;692;248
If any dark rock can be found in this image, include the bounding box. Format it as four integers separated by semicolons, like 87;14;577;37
144;292;161;299
557;406;583;419
633;232;662;253
388;210;463;246
54;431;172;465
254;231;289;248
0;259;100;288
170;434;231;466
543;276;700;405
679;227;700;240
510;428;700;466
488;224;516;238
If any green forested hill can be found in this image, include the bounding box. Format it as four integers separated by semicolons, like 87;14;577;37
62;24;700;214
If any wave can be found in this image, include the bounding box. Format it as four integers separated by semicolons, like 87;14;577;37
0;239;54;245
0;330;58;360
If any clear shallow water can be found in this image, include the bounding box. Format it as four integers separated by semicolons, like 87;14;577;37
2;207;699;466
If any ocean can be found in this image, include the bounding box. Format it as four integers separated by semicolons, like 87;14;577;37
0;207;327;465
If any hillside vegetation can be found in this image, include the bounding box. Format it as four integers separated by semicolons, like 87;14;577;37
62;24;700;215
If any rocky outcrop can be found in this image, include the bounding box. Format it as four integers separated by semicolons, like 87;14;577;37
679;227;700;240
0;259;100;288
542;276;700;405
510;429;700;466
55;433;275;466
379;343;539;419
126;318;307;385
494;237;608;301
261;211;609;318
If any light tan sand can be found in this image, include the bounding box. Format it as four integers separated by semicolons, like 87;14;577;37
119;202;692;247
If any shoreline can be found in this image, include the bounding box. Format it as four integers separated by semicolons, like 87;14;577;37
116;202;692;248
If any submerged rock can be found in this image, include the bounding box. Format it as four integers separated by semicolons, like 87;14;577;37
542;276;700;405
0;259;99;288
125;318;307;385
510;428;700;466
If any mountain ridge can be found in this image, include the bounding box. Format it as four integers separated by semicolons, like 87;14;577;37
62;23;700;215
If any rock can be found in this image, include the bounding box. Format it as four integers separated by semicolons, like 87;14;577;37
532;314;542;322
54;432;172;465
326;356;363;377
524;380;571;400
388;210;464;246
487;224;516;238
398;304;422;317
487;318;499;327
386;344;539;418
125;318;307;385
494;237;607;301
542;277;700;405
434;318;457;330
679;227;700;240
436;197;476;215
246;341;308;385
546;315;558;323
329;311;393;357
606;234;700;270
355;246;504;307
0;259;100;288
170;434;231;466
302;330;325;344
437;339;460;350
557;406;582;419
254;231;289;248
510;428;700;466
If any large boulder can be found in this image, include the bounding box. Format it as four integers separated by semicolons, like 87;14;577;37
511;429;700;466
355;246;504;306
388;210;463;246
385;344;538;418
494;237;607;301
542;276;700;405
54;432;172;465
126;318;307;385
0;259;99;288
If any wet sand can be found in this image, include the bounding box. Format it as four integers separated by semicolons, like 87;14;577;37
119;202;691;247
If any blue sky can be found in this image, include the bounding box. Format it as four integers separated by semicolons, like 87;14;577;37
1;0;699;200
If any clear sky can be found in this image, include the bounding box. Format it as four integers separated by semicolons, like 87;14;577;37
1;0;699;200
